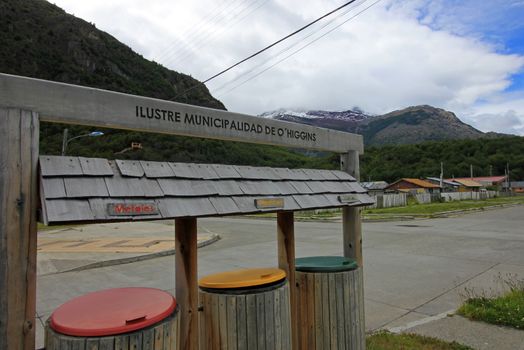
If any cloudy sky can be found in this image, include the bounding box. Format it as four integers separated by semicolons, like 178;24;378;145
51;0;524;135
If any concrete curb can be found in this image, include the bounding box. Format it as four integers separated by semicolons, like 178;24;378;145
57;234;221;274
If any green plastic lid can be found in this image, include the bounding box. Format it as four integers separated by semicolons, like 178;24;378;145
295;256;358;272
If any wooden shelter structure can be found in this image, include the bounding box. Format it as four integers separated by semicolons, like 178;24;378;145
0;73;369;350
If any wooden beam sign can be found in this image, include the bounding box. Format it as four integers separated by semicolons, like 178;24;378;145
0;73;363;153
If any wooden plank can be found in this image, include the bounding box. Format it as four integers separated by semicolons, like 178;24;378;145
45;199;94;222
116;159;145;177
328;273;337;349
321;273;330;349
0;73;363;153
265;290;275;350
273;285;282;350
39;155;83;176
349;270;358;350
175;218;198;350
0;109;39;350
306;273;315;349
157;179;218;196
154;323;164;350
236;295;247;350
64;177;110;197
158;198;217;218
335;273;345;350
115;334;130;350
210;164;241;179
280;283;291;349
105;176;145;197
343;272;352;350
129;332;143;350
79;157;114;176
245;294;257;350
41;177;67;199
277;211;297;350
226;296;237;350
140;161;175;178
209;197;241;215
212;180;244;196
210;293;220;350
342;208;363;267
314;273;323;350
99;337;115;350
142;328;154;350
86;338;100;350
256;293;266;350
218;294;228;350
357;268;366;350
297;272;308;349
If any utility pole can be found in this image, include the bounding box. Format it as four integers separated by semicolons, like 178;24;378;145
470;164;473;179
489;165;493;177
440;162;443;189
61;128;69;157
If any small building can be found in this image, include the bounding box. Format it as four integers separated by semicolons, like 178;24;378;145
360;181;389;195
452;176;507;190
426;177;460;192
386;178;440;194
449;178;483;192
511;181;524;193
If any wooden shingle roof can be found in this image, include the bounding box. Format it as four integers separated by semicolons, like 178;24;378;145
39;156;373;224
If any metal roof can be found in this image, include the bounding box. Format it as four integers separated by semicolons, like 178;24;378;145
387;178;440;189
39;156;373;224
450;178;483;188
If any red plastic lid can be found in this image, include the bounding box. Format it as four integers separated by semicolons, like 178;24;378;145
50;287;176;336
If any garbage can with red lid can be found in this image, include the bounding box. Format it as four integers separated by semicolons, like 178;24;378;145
45;287;179;349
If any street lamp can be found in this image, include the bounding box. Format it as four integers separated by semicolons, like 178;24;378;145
61;128;104;156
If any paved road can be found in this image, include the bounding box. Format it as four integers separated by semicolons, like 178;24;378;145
35;206;524;347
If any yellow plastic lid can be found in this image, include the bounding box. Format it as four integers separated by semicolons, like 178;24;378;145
199;268;286;289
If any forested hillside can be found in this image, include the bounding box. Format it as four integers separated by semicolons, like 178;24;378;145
1;0;331;168
360;136;524;183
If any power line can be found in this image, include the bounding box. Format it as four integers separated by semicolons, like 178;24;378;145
157;0;250;64
211;0;367;95
171;0;359;100
216;0;383;97
169;0;269;67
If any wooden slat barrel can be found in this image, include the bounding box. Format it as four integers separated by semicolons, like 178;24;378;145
198;268;292;350
295;256;365;350
45;288;179;350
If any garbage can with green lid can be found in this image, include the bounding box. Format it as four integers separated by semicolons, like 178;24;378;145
295;256;364;350
45;287;179;349
198;267;291;350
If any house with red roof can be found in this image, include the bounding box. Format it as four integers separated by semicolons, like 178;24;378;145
386;178;441;194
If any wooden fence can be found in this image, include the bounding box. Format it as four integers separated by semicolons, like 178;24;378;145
441;191;498;202
367;193;407;209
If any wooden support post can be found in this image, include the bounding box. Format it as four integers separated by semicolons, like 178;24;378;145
175;218;198;350
341;150;366;349
0;108;39;350
340;151;362;265
277;211;298;350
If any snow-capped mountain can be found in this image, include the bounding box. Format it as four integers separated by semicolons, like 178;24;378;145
259;108;371;122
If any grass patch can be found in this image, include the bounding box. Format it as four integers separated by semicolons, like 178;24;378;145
458;275;524;329
364;196;524;216
37;222;80;232
367;331;473;350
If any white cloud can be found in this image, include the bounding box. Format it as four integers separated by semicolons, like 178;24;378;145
50;0;524;134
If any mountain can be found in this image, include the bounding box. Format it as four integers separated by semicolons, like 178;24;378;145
0;0;333;169
261;105;493;145
260;108;372;134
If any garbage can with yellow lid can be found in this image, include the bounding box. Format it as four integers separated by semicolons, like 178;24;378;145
295;256;364;350
45;287;179;349
198;267;291;350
